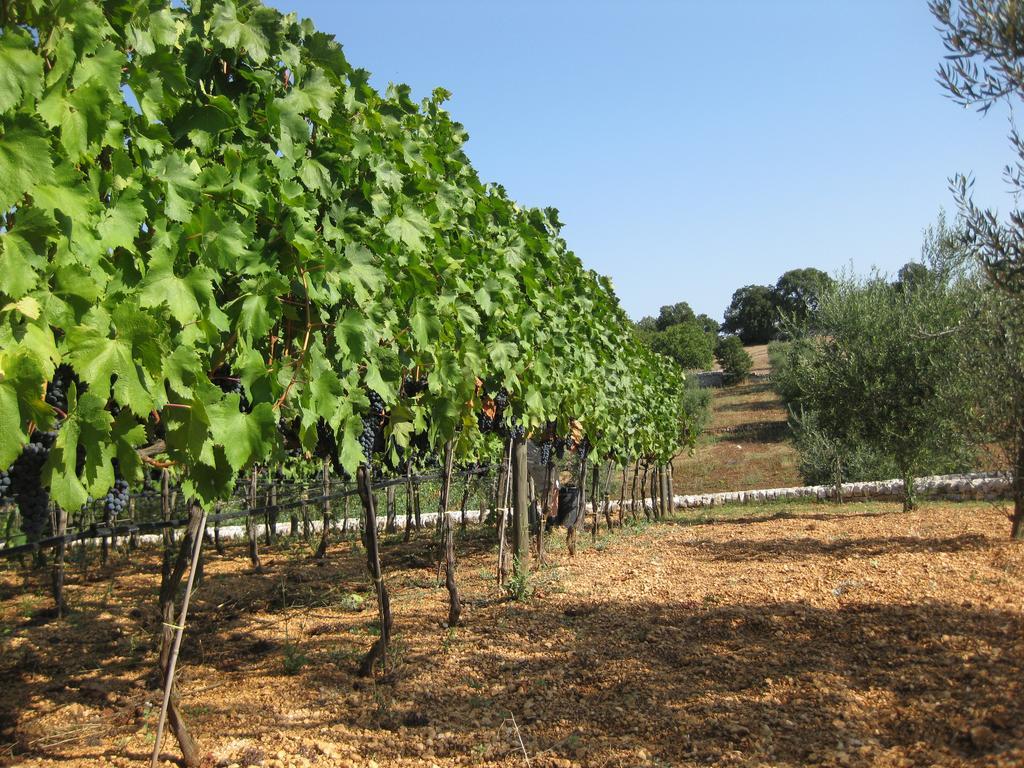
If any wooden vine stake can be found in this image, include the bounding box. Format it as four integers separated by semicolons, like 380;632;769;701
618;467;626;527
510;434;530;581
314;460;332;559
385;484;397;534
629;463;640;520
495;436;512;586
537;460;554;564
151;502;207;768
356;465;392;676
591;464;600;543
439;441;461;626
51;505;68;617
403;460;414;542
247;466;263;571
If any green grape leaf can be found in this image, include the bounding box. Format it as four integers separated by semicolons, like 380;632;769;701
0;116;54;211
211;0;271;64
97;190;145;251
0;29;44;113
384;208;431;253
43;385;115;511
207;399;276;471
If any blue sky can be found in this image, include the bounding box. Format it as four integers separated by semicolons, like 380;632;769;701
275;1;1013;321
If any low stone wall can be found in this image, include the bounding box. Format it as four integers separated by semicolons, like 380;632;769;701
666;472;1010;510
125;472;1014;547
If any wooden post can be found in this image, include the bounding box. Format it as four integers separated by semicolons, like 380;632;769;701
591;464;600;543
385;484;397;534
161;469;174;583
639;463;650;521
356;465;392;677
511;435;529;580
459;471;472;533
51;505;68;617
247;466;262;571
413;480;422;530
537;461;554;564
315;460;332;559
152;503;207;767
618;466;626;527
265;478;278;545
403;461;414;542
629;463;640;520
439;442;460;626
495;437;513;586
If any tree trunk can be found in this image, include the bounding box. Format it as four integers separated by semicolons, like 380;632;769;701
356;466;392;677
315;461;332;559
161;469;174;584
153;503;206;768
591;464;600;543
903;471;917;512
247;467;262;571
1011;438;1024;539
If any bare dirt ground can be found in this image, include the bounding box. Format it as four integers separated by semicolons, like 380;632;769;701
1;500;1023;768
673;379;801;494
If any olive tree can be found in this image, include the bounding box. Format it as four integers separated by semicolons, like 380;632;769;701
933;0;1024;535
782;265;974;511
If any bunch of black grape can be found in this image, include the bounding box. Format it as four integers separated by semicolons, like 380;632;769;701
403;375;428;397
477;410;496;433
212;366;250;412
103;479;129;519
477;387;510;434
539;441;553;467
509;422;526;440
10;431;57;540
359;391;386;461
554;436;575;460
45;364;79;413
313;419;345;476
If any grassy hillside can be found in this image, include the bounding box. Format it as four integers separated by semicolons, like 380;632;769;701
673;376;801;494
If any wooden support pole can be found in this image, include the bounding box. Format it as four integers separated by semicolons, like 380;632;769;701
356;465;391;676
511;435;529;580
315;460;332;559
439;441;460;626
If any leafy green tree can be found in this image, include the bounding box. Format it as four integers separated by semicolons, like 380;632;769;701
894;262;930;292
722;285;777;344
695;313;721;336
779;267;974;510
649;321;715;370
635;316;659;334
655;301;696;331
933;0;1024;535
715;335;753;385
772;268;834;327
958;290;1024;537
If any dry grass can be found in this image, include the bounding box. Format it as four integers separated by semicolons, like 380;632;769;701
673;378;801;495
710;343;771;375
